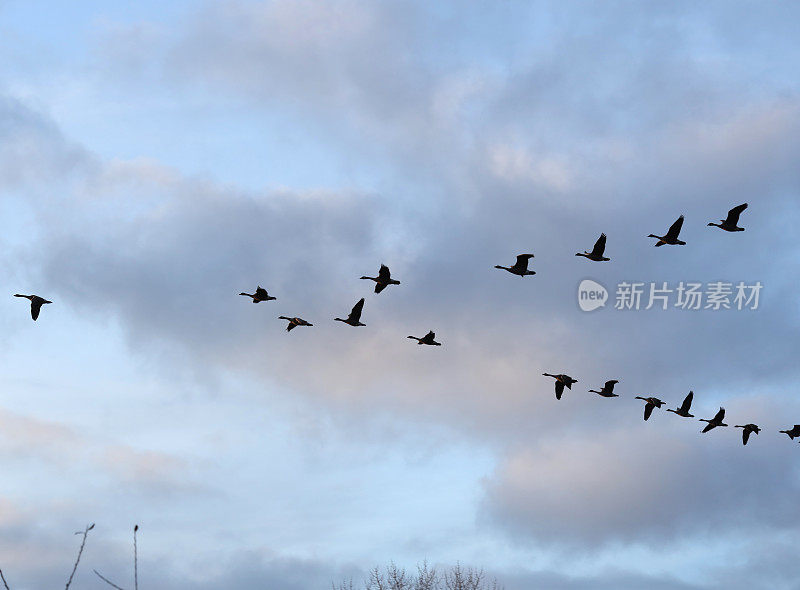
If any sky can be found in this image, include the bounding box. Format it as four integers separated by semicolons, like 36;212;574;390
1;1;800;588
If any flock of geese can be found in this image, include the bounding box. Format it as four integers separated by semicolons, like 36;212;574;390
11;202;798;446
547;203;799;446
543;374;800;446
546;203;798;447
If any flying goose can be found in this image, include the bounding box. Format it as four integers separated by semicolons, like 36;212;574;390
495;254;535;277
239;286;276;303
699;407;727;433
360;264;400;294
666;391;695;418
14;294;52;321
589;380;620;398
635;396;665;421
708;203;747;232
542;373;578;400
407;330;441;346
575;233;610;261
648;215;686;246
734;423;760;446
334;298;366;327
278;316;313;331
779;425;800;440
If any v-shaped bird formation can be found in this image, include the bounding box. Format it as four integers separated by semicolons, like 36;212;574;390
12;201;796;447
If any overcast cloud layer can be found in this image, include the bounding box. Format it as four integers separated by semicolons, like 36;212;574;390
2;1;800;588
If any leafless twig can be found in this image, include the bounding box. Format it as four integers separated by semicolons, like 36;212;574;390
0;568;11;590
93;524;139;590
133;525;138;590
93;570;127;590
65;523;94;590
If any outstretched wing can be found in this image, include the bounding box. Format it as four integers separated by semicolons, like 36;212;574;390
713;407;725;422
604;380;619;391
742;428;751;445
349;298;365;322
665;215;684;241
591;233;607;257
31;301;41;321
375;282;387;293
425;331;436;340
644;403;654;421
724;203;748;225
378;264;391;281
514;254;534;270
286;322;296;331
679;391;693;413
555;380;565;400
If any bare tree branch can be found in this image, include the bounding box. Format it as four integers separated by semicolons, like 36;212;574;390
64;523;94;590
133;525;139;590
93;570;127;590
357;562;499;590
0;568;11;590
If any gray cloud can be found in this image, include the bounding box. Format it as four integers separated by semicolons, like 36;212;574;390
482;399;800;547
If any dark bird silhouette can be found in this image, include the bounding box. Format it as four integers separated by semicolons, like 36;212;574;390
648;215;686;246
635;396;665;421
666;391;695;418
14;294;52;321
589;380;619;398
734;423;760;445
334;298;366;326
575;233;610;261
495;254;535;276
542;373;578;400
239;286;276;303
278;316;313;331
708;203;748;232
699;407;728;433
779;425;800;440
360;264;400;293
407;330;441;346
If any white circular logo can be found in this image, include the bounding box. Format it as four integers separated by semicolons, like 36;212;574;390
578;279;608;311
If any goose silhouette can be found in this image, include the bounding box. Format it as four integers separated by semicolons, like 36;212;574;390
708;203;747;232
14;294;52;321
334;298;366;327
575;233;610;261
360;264;400;293
649;215;686;246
